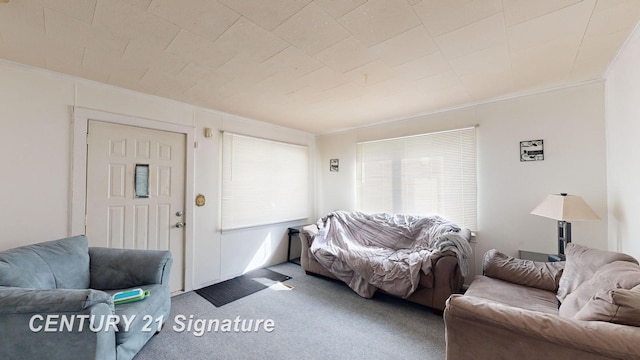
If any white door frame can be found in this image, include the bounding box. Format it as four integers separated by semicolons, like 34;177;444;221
71;106;195;292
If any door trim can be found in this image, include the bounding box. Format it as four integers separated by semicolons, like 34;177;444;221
71;106;195;292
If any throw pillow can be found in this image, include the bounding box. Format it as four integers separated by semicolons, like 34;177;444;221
482;249;564;292
556;243;638;302
573;285;640;326
558;261;640;318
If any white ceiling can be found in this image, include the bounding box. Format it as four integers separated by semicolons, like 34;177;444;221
1;0;639;134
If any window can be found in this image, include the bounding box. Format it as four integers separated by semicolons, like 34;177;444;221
356;127;477;230
221;132;309;230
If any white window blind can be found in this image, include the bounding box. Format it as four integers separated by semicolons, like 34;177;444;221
221;132;309;230
356;127;477;230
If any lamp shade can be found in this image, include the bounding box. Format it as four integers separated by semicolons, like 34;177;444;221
530;193;600;221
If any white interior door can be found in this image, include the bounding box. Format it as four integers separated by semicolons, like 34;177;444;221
86;120;186;293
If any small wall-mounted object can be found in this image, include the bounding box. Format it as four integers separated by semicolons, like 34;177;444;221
520;140;544;162
330;159;339;172
195;194;206;207
204;128;213;138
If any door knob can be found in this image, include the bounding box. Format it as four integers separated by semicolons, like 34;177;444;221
175;222;185;228
176;211;183;217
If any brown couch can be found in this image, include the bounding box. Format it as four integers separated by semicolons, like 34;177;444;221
300;224;464;311
444;243;640;360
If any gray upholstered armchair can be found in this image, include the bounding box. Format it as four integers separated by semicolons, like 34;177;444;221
0;235;172;360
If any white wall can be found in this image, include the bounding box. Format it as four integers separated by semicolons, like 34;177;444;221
605;25;640;260
317;82;609;277
0;60;314;290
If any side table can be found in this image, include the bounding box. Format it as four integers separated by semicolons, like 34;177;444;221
287;226;304;265
518;250;564;262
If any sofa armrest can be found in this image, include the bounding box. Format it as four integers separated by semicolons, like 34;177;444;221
89;247;172;290
0;287;113;314
0;287;116;360
430;254;463;311
444;294;640;360
482;249;564;292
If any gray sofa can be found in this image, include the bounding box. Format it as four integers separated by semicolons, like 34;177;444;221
301;224;464;311
0;235;172;360
444;243;640;360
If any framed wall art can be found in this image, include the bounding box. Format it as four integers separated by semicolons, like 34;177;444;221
330;159;339;172
520;140;544;162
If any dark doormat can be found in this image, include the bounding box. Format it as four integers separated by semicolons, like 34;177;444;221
195;268;291;307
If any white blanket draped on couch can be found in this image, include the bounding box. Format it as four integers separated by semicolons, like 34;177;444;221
310;211;472;299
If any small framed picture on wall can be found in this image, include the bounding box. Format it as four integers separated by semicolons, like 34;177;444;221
330;159;339;172
520;139;544;162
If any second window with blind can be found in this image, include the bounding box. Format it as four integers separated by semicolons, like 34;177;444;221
356;127;477;230
221;132;309;230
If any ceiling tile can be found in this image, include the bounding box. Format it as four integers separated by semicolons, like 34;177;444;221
93;0;180;49
314;0;367;18
393;52;451;81
123;40;187;76
44;0;97;24
409;70;464;94
214;17;289;62
339;0;421;46
448;45;511;77
586;0;640;36
434;14;507;60
371;25;438;66
81;46;124;81
165;30;235;69
413;0;503;37
320;82;366;103
44;8;128;56
121;0;152;10
571;0;640;80
262;46;324;78
148;0;240;42
511;37;577;89
274;2;350;55
254;74;306;97
502;0;582;27
299;67;350;91
345;60;397;86
0;1;46;44
0;38;47;69
140;67;198;97
44;40;85;76
315;37;377;73
507;0;593;53
215;57;276;84
218;0;311;31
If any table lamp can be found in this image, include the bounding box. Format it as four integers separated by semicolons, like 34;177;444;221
530;193;599;261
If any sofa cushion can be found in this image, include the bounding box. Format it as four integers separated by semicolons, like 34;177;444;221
104;284;169;345
465;275;559;314
559;261;640;318
483;249;564;292
0;236;90;289
556;243;637;303
573;285;640;326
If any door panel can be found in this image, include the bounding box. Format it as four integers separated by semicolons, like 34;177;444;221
86;120;185;293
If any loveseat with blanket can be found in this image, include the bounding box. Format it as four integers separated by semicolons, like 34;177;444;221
444;243;640;360
0;235;172;360
300;211;472;311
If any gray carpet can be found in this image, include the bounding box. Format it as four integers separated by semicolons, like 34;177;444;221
134;262;446;360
